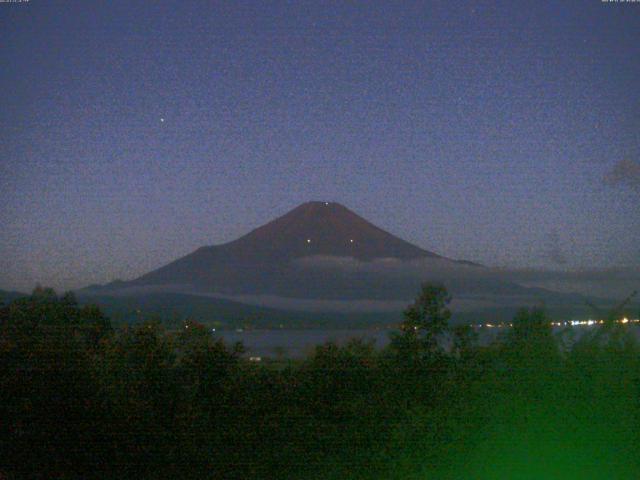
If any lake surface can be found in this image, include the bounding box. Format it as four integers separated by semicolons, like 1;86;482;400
216;324;640;359
216;326;507;358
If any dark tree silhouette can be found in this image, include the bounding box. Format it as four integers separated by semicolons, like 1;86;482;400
2;285;639;479
390;284;452;362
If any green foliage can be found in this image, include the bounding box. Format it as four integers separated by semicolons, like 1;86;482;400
504;307;558;360
0;288;112;477
401;283;452;337
389;284;452;366
2;285;640;479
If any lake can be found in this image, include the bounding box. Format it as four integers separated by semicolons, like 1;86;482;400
216;326;509;358
215;323;640;359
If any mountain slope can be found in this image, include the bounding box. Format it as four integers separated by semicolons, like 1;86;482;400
222;201;442;261
117;201;476;297
86;201;574;304
76;291;402;329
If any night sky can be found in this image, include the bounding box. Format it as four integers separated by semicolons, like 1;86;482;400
1;1;639;292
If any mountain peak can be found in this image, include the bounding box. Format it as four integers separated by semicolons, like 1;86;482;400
113;201;475;297
212;201;443;262
288;201;349;215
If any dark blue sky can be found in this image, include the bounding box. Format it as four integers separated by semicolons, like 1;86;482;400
1;0;639;291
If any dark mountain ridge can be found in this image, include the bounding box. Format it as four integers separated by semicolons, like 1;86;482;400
82;201;591;310
119;201;481;297
221;201;444;261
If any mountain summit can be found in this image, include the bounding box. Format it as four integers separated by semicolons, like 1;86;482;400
96;201;478;299
84;202;584;308
221;201;442;261
110;202;452;294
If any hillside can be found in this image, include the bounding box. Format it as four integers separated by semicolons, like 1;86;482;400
81;201;595;319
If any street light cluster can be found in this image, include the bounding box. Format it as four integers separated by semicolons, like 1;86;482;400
474;318;639;329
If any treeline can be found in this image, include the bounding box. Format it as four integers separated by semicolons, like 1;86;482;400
1;285;640;479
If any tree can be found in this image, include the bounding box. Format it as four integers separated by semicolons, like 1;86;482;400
500;307;560;398
392;284;452;355
176;319;242;404
452;324;478;359
0;288;109;477
506;307;556;357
